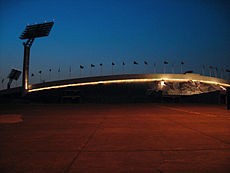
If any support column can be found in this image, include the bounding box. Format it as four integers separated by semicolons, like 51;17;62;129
22;39;34;95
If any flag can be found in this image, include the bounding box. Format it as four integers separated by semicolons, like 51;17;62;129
38;70;42;74
164;61;168;64
181;62;184;65
122;62;125;66
80;65;84;69
100;63;103;66
134;61;138;65
91;64;95;67
112;62;115;66
49;69;51;72
31;73;34;77
144;61;148;65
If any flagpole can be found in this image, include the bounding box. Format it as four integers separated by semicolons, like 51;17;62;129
144;61;146;74
49;69;51;81
133;61;138;74
100;64;102;75
144;63;146;74
90;64;95;76
180;62;184;74
172;64;174;74
209;66;212;77
39;71;42;83
69;66;71;78
221;68;223;79
58;66;61;79
227;70;228;80
112;62;115;75
144;61;148;74
122;62;125;74
202;65;205;76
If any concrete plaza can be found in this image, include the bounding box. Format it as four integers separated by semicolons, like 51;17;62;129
0;103;230;173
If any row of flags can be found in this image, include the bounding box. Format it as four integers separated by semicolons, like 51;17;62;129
28;61;185;76
202;65;230;72
27;61;178;78
25;61;230;76
87;61;134;68
28;65;230;78
79;61;136;69
1;61;230;84
80;61;183;69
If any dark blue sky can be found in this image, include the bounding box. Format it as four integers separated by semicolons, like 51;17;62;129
0;0;230;84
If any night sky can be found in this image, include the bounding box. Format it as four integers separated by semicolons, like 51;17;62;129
0;0;230;86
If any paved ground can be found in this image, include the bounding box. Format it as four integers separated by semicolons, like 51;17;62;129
0;103;230;173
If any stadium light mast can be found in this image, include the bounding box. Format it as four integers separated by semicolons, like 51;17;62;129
19;21;54;95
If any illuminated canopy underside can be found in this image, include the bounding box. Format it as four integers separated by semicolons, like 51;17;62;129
28;73;230;95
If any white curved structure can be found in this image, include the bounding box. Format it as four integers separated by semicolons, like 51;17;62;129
28;73;230;96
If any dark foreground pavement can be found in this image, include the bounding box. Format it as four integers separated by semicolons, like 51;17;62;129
0;103;230;173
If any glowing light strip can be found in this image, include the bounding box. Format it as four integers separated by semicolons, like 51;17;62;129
28;78;230;93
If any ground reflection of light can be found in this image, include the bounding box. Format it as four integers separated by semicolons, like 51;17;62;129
161;81;165;87
28;78;230;93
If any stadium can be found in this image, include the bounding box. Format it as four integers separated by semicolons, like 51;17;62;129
1;72;229;104
0;21;229;104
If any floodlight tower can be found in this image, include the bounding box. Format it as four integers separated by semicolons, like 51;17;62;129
19;21;54;95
